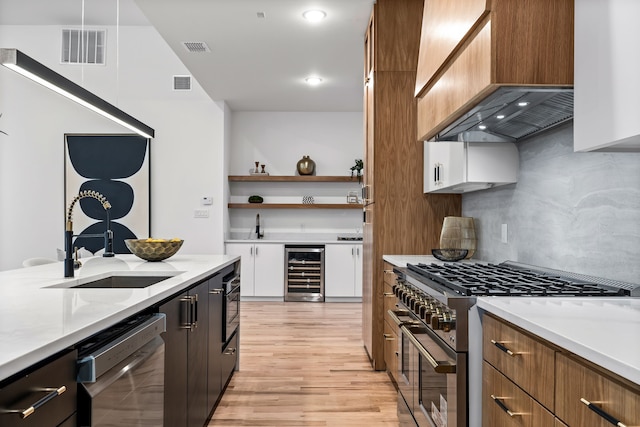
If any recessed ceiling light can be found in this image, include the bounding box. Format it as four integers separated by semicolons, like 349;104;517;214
478;124;487;130
305;76;323;86
518;101;529;107
302;10;326;22
496;114;505;119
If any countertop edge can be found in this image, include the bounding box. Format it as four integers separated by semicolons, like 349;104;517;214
476;298;640;386
0;255;239;382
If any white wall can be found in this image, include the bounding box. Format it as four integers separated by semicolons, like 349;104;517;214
0;24;226;270
228;112;363;237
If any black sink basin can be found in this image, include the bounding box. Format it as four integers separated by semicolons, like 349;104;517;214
73;275;173;289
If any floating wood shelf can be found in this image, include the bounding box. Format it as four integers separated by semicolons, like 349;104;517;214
228;203;363;209
228;175;360;183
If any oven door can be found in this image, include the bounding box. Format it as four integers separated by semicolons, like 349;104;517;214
401;325;466;427
224;274;240;343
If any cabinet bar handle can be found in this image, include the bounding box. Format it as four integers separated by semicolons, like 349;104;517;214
1;386;66;419
384;292;394;297
383;333;395;341
580;398;628;427
491;395;518;417
209;288;224;294
225;347;237;355
491;339;516;356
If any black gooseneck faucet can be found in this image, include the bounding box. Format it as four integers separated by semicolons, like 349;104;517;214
64;190;115;278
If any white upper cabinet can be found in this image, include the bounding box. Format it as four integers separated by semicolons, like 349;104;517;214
574;0;640;152
424;142;519;194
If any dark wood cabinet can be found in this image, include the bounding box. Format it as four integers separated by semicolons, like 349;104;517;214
161;263;239;427
0;350;77;427
187;280;209;427
207;272;224;410
160;278;210;427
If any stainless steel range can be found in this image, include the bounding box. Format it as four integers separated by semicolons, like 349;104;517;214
390;260;639;427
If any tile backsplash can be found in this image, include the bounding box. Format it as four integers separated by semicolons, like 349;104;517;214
462;122;640;284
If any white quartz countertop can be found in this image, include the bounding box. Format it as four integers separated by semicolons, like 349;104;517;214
226;232;363;244
477;297;640;385
0;254;238;382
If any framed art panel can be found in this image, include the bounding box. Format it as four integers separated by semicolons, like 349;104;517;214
64;134;150;254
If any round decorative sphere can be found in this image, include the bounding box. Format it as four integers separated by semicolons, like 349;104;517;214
125;239;183;261
296;155;316;175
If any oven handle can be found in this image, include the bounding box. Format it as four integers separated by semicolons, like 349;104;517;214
224;274;240;286
387;309;420;327
400;325;456;374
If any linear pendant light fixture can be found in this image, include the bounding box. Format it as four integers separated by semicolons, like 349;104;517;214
0;48;154;138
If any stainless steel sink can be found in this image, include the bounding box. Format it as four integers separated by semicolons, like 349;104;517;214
72;275;173;289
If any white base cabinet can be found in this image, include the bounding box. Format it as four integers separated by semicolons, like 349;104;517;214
225;243;284;298
424;141;518;194
325;243;362;298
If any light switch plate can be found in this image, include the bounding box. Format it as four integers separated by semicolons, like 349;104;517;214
194;209;210;218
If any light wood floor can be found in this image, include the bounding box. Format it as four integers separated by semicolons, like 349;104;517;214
208;302;399;426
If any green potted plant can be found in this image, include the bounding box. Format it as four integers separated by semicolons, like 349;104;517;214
350;159;363;182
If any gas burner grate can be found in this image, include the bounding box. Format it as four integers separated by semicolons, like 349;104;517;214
407;263;629;297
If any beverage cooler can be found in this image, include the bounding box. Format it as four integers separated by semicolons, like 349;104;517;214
284;245;325;302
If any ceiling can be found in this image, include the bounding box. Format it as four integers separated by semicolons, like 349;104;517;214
0;0;374;112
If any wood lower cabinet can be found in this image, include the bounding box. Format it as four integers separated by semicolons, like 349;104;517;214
483;313;640;427
383;263;399;384
483;361;555;427
362;0;462;371
483;314;555;410
555;352;640;427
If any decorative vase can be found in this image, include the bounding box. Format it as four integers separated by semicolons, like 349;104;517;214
439;216;477;258
296;155;316;175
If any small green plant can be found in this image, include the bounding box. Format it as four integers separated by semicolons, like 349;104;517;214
350;159;363;178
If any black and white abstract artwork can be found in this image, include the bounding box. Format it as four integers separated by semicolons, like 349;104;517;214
64;134;150;254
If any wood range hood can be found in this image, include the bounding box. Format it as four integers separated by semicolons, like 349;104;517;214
415;0;575;143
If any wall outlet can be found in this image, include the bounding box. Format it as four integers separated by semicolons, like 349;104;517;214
194;209;210;218
501;223;508;243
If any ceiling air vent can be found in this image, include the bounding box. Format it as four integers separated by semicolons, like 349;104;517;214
182;42;210;53
61;29;106;64
173;75;192;91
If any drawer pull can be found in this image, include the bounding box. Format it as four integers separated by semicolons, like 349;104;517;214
1;386;66;419
580;398;628;427
383;292;395;297
491;339;516;356
225;347;237;355
383;333;395;341
490;394;518;417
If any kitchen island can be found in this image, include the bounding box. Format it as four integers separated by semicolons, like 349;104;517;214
0;254;238;382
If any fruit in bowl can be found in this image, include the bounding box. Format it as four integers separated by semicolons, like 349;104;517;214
125;238;184;262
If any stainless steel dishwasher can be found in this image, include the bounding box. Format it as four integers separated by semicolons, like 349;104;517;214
76;313;166;427
285;245;325;302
